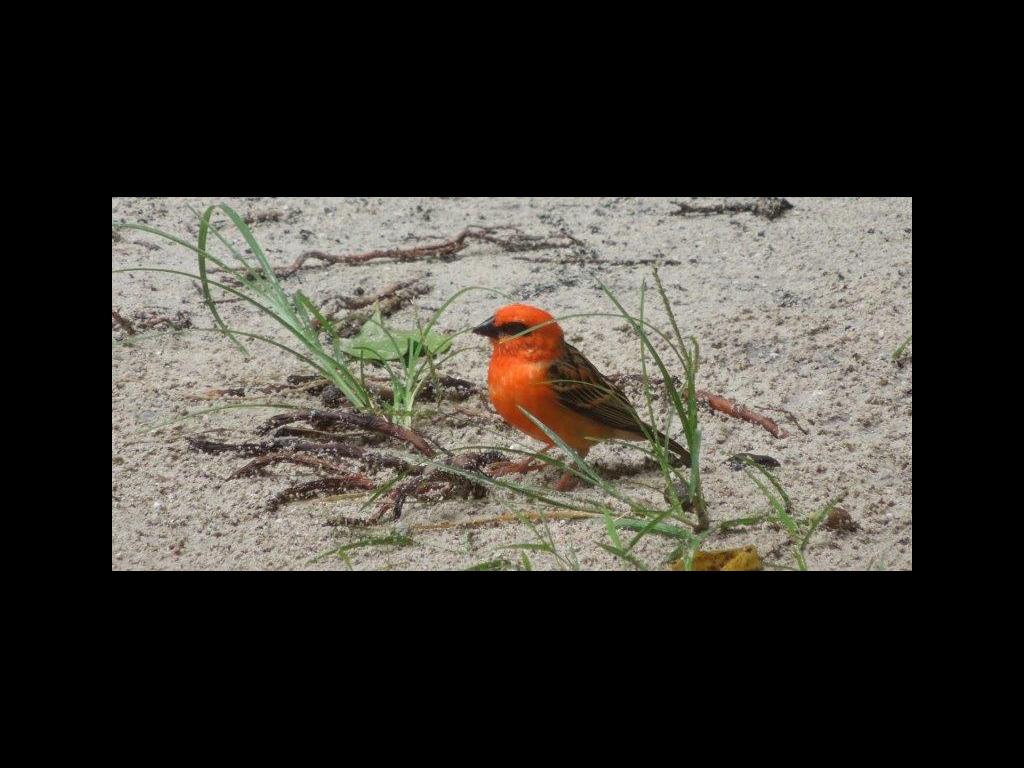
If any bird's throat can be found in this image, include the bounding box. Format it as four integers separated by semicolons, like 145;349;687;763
491;337;562;363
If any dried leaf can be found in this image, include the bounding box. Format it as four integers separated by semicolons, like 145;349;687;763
671;545;763;571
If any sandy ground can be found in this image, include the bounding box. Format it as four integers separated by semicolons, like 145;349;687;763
111;197;912;571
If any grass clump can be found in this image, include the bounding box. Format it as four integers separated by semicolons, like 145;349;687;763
112;202;497;428
115;203;374;409
740;457;845;570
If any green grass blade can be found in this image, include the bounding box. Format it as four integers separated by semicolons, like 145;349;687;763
196;205;247;354
215;204;281;292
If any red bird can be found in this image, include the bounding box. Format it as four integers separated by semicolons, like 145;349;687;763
473;304;690;490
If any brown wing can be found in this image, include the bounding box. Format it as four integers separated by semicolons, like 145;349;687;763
547;344;692;466
547;343;645;434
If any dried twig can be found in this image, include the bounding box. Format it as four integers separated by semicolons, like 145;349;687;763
326;280;432;337
187;435;413;472
188;434;397;515
369;450;507;523
758;406;809;435
275;226;579;278
187;437;276;456
512;256;682;267
606;374;787;438
279;438;411;471
228;451;371;480
287;373;322;386
268;477;373;513
257;409;437;457
140;310;192;330
670;198;793;221
606;376;790;438
112;309;192;334
695;390;788;438
111;310;136;336
243;210;283;224
275;424;386;446
320;279;423;314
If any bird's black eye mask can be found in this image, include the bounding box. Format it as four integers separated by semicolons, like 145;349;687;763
472;317;532;339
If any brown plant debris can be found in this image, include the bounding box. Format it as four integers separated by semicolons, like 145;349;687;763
228;451;373;480
670;198;793;221
824;506;860;533
187;423;422;516
606;374;788;438
243;210;284;224
273;425;380;444
194;371;469;409
111;310;136;336
274;226;580;278
268;477;375;513
112;309;192;335
187;437;276;457
322;279;432;337
257;409;437;457
344;374;479;407
512;256;682;267
321;279;424;313
187;435;414;473
359;451;509;526
287;373;323;386
759;406;810;435
413;374;479;401
697;391;788;438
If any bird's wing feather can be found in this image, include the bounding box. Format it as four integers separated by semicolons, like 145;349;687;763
547;344;645;433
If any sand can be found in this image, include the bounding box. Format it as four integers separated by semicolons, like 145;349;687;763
111;197;912;571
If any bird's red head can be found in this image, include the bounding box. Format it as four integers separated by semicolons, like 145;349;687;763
472;304;564;359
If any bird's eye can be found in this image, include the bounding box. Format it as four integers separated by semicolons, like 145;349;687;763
500;322;530;336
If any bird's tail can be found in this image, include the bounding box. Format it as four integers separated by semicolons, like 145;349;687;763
650;428;691;467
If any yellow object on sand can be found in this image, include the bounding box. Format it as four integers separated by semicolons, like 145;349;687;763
671;545;763;571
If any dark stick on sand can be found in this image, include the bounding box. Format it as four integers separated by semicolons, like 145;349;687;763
670;198;793;221
257;409;437;457
275;226;580;278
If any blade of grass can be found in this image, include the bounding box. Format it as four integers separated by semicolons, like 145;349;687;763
196;205;247;354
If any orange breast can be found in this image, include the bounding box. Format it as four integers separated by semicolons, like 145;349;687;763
487;357;614;455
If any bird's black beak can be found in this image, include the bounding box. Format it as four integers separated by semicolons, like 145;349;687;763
472;316;500;338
